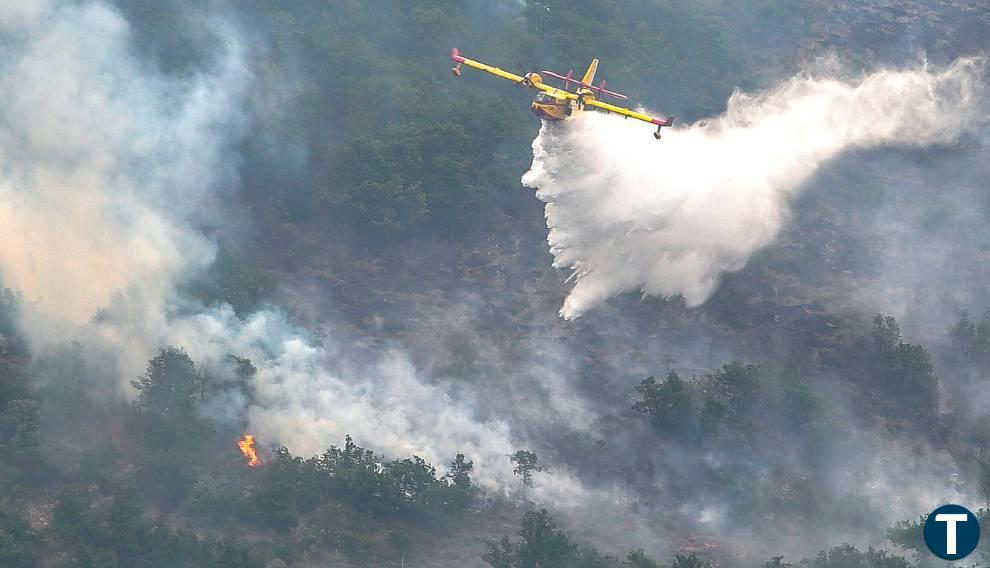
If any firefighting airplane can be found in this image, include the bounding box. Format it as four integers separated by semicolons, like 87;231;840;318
451;48;674;139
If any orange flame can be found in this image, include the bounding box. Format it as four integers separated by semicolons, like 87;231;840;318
238;434;261;467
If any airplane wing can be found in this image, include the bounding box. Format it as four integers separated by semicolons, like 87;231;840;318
541;85;578;100
452;48;526;83
583;98;674;128
451;48;577;100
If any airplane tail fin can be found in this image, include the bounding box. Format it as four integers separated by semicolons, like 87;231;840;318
581;58;599;85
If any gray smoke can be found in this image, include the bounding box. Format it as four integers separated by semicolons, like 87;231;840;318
0;0;594;503
0;0;244;377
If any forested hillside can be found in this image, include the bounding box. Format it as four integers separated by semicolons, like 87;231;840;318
0;1;989;566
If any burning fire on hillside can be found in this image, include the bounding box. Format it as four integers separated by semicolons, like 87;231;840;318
238;434;261;467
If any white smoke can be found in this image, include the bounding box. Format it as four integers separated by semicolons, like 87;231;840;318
0;0;243;342
0;0;593;503
523;59;984;319
152;305;594;502
4;3;984;559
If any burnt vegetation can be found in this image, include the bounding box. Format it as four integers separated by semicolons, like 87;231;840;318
2;0;990;566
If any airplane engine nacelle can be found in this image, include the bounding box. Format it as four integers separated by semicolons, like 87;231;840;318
527;72;542;85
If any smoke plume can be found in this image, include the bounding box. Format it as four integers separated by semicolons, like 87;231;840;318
523;59;984;319
0;0;245;356
157;305;592;502
0;0;591;503
6;4;987;559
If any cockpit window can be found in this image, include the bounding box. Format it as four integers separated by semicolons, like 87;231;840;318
536;93;554;103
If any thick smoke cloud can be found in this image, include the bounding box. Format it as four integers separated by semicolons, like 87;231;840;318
0;0;591;503
0;0;244;353
523;59;983;319
162;305;592;502
6;2;988;561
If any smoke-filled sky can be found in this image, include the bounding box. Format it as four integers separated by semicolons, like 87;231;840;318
0;0;592;505
0;0;244;360
524;59;984;319
3;0;990;563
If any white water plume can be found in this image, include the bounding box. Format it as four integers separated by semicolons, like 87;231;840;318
523;59;984;319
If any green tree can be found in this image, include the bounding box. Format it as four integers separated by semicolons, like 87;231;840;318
0;360;30;412
0;510;36;568
388;455;442;515
515;510;576;566
632;372;695;436
447;453;474;489
799;543;909;568
950;309;976;360
0;287;25;357
886;515;926;558
484;509;616;568
975;310;990;363
104;487;145;565
698;397;729;439
188;248;277;317
444;453;476;510
708;361;760;418
670;552;714;568
777;370;821;434
52;487;101;545
128;347;210;505
871;315;902;353
865;314;939;420
865;548;911;568
625;549;660;567
511;450;543;488
949;309;990;365
2;399;40;453
131;346;200;419
188;473;238;522
243;446;317;530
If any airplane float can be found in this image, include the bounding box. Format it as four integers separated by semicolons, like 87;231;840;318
451;48;673;139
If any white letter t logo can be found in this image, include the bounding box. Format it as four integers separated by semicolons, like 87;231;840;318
936;513;969;555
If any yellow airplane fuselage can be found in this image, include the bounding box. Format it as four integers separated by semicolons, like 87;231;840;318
531;87;598;121
531;99;571;121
